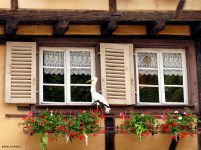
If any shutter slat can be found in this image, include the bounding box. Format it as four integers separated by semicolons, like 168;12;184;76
5;42;36;104
101;43;135;105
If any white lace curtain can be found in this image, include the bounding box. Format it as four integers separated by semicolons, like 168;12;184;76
43;50;91;75
137;52;183;76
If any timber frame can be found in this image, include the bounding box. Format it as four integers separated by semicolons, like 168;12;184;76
0;0;200;37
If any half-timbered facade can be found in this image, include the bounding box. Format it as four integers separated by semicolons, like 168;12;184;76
0;0;201;149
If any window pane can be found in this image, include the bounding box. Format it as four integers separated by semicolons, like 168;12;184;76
43;51;64;67
165;87;184;102
163;53;182;68
139;70;158;85
71;74;91;84
43;86;65;102
164;74;183;85
71;86;91;102
139;87;159;103
70;51;91;67
43;69;64;84
137;52;157;68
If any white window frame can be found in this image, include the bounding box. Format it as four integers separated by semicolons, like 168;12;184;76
135;48;188;105
39;47;95;105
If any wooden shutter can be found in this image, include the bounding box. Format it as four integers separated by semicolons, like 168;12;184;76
100;43;135;105
5;42;36;103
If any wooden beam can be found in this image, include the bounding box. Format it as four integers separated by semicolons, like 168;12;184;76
191;23;201;37
175;0;186;17
101;20;118;35
11;0;18;10
109;0;117;13
148;21;166;36
5;20;19;36
0;10;200;22
53;19;69;36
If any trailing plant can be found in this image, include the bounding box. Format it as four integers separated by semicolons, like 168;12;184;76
20;110;104;150
120;108;198;141
160;107;198;141
120;112;159;140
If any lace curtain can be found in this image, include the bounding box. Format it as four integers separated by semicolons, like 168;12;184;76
43;50;91;75
137;52;183;76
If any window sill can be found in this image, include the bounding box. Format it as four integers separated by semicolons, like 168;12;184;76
35;103;94;108
132;104;195;108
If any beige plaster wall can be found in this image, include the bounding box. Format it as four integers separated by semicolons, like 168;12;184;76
0;25;4;35
65;25;101;35
0;0;10;9
115;134;198;150
18;0;109;10
113;25;146;35
117;0;179;11
16;25;53;35
185;0;201;10
159;25;191;35
117;0;201;11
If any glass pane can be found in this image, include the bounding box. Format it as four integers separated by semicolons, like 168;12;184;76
70;51;91;67
71;74;91;84
137;52;157;68
71;86;91;102
43;69;64;84
164;74;183;85
165;87;184;102
43;51;64;67
139;87;159;103
139;69;158;85
163;53;182;68
43;86;65;102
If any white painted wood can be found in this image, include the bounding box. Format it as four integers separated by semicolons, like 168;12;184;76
135;48;188;105
100;43;134;105
5;42;36;103
39;47;95;104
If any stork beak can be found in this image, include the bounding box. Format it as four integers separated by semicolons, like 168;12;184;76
85;79;92;83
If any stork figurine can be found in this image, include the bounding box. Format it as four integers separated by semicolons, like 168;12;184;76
86;77;111;113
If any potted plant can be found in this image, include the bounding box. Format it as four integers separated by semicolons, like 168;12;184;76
20;110;104;150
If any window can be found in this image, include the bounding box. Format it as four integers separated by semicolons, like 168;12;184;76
136;48;188;105
39;47;95;104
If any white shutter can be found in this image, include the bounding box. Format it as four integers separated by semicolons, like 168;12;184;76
5;42;36;103
100;43;135;105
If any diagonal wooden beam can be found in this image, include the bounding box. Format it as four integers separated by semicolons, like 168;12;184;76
53;19;70;36
11;0;18;10
191;23;201;37
5;20;19;36
101;20;118;35
148;20;166;36
175;0;186;17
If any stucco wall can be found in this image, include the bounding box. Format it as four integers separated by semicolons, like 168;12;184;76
18;0;109;10
115;134;198;150
0;0;10;8
1;0;201;10
117;0;201;11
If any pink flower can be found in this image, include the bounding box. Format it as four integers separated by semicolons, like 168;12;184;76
119;112;125;118
161;114;168;120
27;111;34;117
